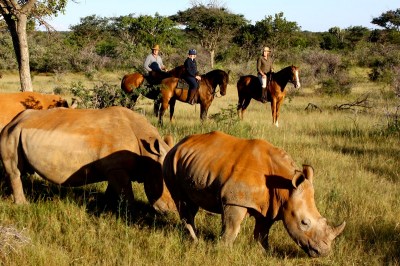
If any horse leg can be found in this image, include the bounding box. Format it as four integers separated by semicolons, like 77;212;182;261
169;99;176;123
158;100;170;125
240;98;252;120
200;102;210;121
270;98;278;126
153;99;161;117
275;97;284;127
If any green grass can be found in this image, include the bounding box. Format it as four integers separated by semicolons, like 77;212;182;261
0;71;399;265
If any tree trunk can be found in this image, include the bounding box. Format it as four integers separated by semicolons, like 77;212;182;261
1;0;34;92
15;14;33;91
210;49;215;69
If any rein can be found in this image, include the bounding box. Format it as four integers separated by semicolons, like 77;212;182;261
202;75;220;97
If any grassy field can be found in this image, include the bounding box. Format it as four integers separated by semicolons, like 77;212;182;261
0;71;399;265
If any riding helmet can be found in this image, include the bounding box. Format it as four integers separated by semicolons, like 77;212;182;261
188;49;197;55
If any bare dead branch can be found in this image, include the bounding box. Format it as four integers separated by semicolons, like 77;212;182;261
334;94;372;111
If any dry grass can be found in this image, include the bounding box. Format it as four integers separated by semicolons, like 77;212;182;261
0;71;399;265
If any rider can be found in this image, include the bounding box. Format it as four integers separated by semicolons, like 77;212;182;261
257;46;273;103
183;49;202;105
143;44;166;83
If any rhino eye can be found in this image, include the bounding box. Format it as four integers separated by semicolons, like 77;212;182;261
300;218;311;231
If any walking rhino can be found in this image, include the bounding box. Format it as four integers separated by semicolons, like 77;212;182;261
0;106;175;213
163;131;345;257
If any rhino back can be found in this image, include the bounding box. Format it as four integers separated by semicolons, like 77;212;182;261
165;131;297;214
1;107;161;185
0;91;68;131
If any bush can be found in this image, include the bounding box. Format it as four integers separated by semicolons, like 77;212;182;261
317;75;352;96
68;81;136;109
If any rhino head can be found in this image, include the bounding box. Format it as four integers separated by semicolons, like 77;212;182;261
282;165;346;257
139;137;177;213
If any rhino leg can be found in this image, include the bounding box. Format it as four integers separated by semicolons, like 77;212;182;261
253;216;274;250
105;170;135;207
10;173;28;204
221;205;248;245
179;200;199;242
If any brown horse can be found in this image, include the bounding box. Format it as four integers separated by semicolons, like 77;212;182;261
237;65;300;127
121;65;185;115
158;69;229;125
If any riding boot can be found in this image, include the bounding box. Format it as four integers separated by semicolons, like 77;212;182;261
260;86;268;103
187;89;197;105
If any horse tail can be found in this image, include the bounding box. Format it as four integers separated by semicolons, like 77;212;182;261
121;75;127;90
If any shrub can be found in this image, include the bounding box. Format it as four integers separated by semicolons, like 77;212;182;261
68;81;136;109
317;74;352;96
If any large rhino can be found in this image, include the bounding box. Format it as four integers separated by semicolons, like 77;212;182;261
163;131;345;257
0;106;176;213
0;91;69;131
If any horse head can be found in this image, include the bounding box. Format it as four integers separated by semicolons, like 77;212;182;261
289;65;301;89
203;69;229;96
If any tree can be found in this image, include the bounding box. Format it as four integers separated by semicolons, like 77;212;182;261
0;0;68;91
371;8;400;31
109;13;180;50
254;12;300;51
170;2;248;68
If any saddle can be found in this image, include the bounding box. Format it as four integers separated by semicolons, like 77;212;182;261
176;79;189;89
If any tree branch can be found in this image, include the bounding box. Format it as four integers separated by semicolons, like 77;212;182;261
334;94;372;111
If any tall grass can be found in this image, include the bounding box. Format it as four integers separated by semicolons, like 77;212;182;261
0;71;399;265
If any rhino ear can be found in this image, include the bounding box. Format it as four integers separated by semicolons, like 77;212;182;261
291;170;305;188
302;165;314;184
140;138;161;156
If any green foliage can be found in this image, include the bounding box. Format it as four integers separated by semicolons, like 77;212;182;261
253;12;301;50
109;13;182;51
368;45;400;82
68;81;136;109
0;32;17;70
208;104;240;125
317;77;352;96
371;8;400;31
170;4;248;67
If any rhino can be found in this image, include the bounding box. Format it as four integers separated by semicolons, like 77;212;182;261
0;106;176;213
0;91;69;132
163;131;345;257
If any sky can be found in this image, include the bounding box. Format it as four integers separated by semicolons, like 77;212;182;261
48;0;398;32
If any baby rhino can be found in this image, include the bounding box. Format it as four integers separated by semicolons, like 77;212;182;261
163;131;345;257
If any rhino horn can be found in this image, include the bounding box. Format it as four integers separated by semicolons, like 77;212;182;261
329;221;346;240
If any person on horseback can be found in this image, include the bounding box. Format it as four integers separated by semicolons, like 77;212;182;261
183;49;202;105
143;44;167;85
257;46;274;103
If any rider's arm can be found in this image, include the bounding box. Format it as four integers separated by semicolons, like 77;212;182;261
143;55;153;72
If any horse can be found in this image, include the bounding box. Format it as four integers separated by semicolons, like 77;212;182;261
158;69;229;125
237;65;300;127
121;65;185;115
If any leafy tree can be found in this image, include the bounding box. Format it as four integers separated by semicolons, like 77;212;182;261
109;13;181;51
344;26;370;49
233;24;257;61
254;12;300;52
170;3;248;68
69;15;111;48
371;8;400;31
0;0;69;91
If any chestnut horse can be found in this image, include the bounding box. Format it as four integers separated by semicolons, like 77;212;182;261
158;69;229;125
121;65;185;115
237;65;300;127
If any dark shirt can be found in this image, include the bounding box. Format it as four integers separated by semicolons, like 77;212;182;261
257;56;273;75
184;58;198;77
